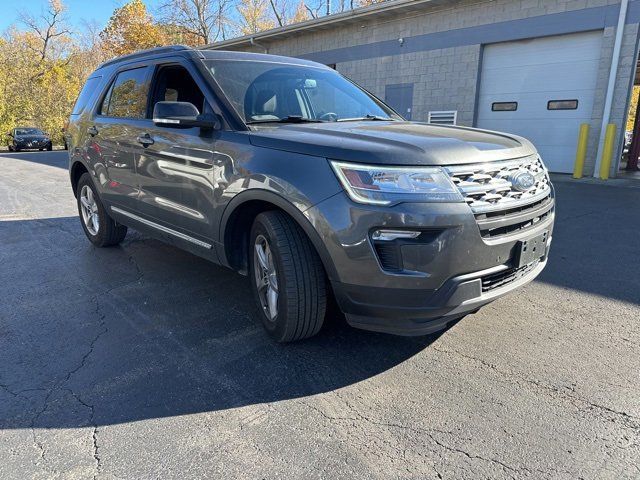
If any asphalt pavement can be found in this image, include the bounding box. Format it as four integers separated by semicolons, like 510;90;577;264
0;150;638;479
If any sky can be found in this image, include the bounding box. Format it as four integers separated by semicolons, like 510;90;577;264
0;0;162;33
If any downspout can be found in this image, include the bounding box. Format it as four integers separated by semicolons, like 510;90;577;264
250;37;268;54
594;0;629;177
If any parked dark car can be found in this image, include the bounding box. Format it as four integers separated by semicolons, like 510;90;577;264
67;46;554;342
8;127;53;152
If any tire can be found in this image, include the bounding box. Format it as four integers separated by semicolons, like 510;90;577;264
76;173;127;247
39;148;43;151
47;143;52;151
14;146;20;152
249;211;327;342
8;145;13;152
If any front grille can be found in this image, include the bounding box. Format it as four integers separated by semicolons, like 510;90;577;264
444;155;552;214
481;260;539;293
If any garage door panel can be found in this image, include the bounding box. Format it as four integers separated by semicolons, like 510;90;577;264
481;34;603;69
477;31;602;173
478;119;583;146
478;91;595;119
480;62;600;94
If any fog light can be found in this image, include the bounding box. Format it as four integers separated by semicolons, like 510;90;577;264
371;229;421;241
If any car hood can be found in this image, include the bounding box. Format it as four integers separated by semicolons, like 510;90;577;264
247;121;536;165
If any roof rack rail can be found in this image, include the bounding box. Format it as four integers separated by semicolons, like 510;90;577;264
98;45;194;69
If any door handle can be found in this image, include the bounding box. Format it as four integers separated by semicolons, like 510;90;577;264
87;126;98;137
137;133;154;147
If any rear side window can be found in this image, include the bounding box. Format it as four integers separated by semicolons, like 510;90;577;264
100;67;150;118
72;76;101;115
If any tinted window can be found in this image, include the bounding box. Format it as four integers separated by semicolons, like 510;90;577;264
492;102;518;112
547;99;578;110
72;76;101;115
101;67;150;118
150;65;206;114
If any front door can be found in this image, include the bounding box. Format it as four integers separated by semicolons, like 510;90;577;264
135;62;219;242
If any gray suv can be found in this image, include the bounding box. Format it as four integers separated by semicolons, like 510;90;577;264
67;46;554;342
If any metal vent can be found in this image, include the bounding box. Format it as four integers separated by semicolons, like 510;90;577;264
428;110;457;125
443;155;552;214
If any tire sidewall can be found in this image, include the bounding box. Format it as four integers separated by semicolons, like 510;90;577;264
76;174;109;247
249;217;289;340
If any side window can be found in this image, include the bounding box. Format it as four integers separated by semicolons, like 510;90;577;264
149;65;206;115
100;67;150;118
72;76;102;115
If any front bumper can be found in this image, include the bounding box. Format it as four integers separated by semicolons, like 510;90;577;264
307;190;554;336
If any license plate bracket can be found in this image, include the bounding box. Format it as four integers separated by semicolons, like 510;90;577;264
515;230;549;268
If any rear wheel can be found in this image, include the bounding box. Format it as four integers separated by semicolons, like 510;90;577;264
249;211;327;342
76;173;127;247
8;145;13;152
46;143;52;151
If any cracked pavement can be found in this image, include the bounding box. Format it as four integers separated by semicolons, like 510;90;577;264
0;151;638;479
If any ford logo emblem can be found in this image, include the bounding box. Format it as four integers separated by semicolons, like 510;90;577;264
510;171;536;192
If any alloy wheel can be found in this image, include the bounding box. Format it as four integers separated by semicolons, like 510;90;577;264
253;234;279;320
80;185;100;236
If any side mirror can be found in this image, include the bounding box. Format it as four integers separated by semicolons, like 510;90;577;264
153;101;220;130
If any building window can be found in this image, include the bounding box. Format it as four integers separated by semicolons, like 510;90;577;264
548;99;578;110
492;102;518;112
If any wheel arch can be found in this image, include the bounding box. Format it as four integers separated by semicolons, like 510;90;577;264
70;160;89;197
219;190;338;281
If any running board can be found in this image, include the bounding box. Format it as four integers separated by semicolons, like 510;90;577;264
110;206;212;249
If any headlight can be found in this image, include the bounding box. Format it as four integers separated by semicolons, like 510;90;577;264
330;161;463;206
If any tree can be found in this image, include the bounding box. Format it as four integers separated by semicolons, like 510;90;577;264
237;0;275;35
18;0;71;62
290;1;310;23
158;0;235;45
267;0;309;26
100;0;166;57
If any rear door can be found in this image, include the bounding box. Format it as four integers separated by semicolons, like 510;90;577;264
86;65;152;210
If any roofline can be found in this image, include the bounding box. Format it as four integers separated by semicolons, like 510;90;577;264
97;45;197;69
204;0;439;50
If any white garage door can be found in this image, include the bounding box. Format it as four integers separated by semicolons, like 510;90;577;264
477;31;602;173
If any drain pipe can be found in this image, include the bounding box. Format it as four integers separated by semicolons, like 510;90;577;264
594;0;629;178
250;37;268;53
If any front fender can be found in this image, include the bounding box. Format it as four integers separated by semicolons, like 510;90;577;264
217;188;341;281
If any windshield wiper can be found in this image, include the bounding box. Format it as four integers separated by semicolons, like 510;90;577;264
247;116;324;125
337;114;394;122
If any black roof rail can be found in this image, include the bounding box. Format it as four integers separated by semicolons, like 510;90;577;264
97;45;194;69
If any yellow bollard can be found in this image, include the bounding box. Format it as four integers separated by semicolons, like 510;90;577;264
573;123;590;179
599;123;617;180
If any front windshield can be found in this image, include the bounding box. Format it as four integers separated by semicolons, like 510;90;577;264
15;128;44;136
205;60;400;124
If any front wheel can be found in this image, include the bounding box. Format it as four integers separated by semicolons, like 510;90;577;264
249;211;327;342
47;143;52;151
76;173;127;247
